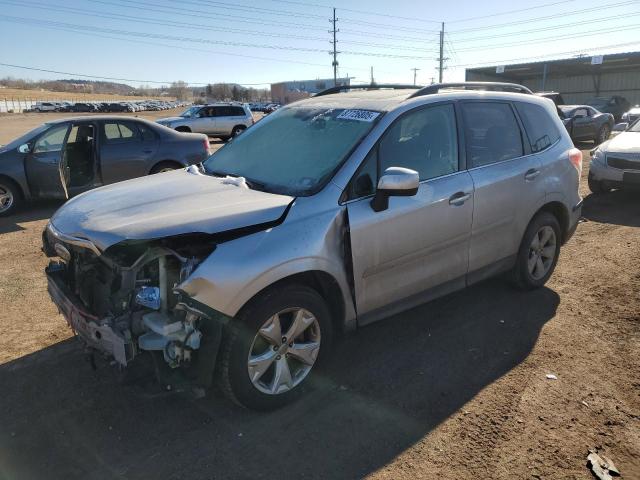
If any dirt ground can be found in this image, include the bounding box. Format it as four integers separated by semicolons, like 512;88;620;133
0;113;638;479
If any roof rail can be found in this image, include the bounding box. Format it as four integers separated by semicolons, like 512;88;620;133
409;82;532;98
315;84;422;97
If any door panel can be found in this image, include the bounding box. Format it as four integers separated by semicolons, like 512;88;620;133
460;101;545;273
348;172;474;316
193;107;216;134
100;121;157;184
24;123;70;198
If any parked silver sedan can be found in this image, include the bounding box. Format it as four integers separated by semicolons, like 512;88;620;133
42;83;582;410
0;116;210;216
589;119;640;193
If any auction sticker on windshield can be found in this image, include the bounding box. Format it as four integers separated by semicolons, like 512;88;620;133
337;109;380;122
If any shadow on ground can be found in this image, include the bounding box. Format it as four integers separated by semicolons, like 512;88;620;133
0;200;62;234
0;280;559;479
582;189;640;228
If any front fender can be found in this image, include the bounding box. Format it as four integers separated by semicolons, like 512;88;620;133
177;205;356;330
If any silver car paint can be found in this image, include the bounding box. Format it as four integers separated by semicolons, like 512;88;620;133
48;90;581;331
50;169;293;251
590;131;640;182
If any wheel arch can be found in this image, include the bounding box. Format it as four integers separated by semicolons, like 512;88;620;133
238;270;347;336
174;125;192;132
148;159;185;174
535;201;570;244
0;174;26;200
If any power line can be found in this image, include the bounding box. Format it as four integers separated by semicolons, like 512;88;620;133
447;40;640;68
449;0;640;35
447;0;578;23
0;0;436;52
269;0;442;24
0;15;437;60
452;23;640;52
451;11;640;43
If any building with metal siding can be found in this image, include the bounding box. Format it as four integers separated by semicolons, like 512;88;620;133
270;78;350;104
465;51;640;106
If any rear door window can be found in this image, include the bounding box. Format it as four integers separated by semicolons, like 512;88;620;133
104;122;140;142
461;102;524;168
515;102;560;153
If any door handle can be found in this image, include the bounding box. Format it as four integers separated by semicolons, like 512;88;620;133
524;168;540;181
143;149;153;154
449;191;471;206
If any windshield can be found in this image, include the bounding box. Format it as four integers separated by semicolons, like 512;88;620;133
203;106;382;196
628;119;640;132
180;106;200;118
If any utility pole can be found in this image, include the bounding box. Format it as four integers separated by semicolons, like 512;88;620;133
329;8;339;87
370;66;374;85
437;22;448;83
411;67;420;85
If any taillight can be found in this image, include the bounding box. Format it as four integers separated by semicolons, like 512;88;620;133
568;148;582;174
203;138;211;155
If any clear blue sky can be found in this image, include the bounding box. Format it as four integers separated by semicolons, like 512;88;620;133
0;0;638;88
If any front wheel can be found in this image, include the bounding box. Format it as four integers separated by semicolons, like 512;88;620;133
219;285;333;410
231;125;246;138
511;212;561;290
0;180;22;217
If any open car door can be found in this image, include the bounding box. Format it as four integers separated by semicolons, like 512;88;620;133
24;123;70;199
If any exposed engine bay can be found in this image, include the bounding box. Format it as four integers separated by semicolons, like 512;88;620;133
43;228;224;388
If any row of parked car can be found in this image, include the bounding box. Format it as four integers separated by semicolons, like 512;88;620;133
30;100;190;113
248;102;280;113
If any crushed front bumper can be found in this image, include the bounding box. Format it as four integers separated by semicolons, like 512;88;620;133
46;263;134;365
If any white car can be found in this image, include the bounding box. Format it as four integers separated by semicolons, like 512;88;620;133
157;103;254;140
589;119;640;193
33;102;58;112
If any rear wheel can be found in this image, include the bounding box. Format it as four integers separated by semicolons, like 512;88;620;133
512;212;561;290
231;125;246;138
150;161;182;174
219;285;333;410
595;124;610;144
0;179;22;217
175;126;191;133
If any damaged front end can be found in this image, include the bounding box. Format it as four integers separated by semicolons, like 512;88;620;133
43;223;227;388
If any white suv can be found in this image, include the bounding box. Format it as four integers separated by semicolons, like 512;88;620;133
157;103;254;140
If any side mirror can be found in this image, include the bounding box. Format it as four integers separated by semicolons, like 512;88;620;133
613;122;629;132
371;167;419;212
17;143;30;154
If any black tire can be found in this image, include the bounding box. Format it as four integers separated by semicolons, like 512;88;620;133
511;212;561;290
219;285;333;410
231;125;246;138
595;124;611;145
175;126;191;133
150;161;182;174
0;179;23;217
588;173;609;194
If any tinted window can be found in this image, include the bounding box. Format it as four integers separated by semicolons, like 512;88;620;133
378;104;458;181
104;122;139;142
515;102;560;153
348;149;377;199
33;124;69;153
230;106;246;116
461;102;523;167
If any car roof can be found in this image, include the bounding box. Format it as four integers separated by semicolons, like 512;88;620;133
290;88;552;112
45;115;158;125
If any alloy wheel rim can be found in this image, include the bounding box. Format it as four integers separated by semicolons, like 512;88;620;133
528;226;556;280
0;185;14;213
600;126;610;142
247;308;321;395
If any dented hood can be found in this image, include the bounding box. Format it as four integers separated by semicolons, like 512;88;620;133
50;169;294;252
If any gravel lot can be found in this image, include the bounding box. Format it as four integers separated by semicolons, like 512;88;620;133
0;112;638;480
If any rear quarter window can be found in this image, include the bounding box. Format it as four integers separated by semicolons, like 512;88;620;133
515;102;561;153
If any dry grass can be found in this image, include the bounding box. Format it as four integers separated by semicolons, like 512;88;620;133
0;87;173;102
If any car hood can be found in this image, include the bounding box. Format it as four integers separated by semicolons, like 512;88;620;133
156;116;185;123
601;132;640;154
50;169;294;252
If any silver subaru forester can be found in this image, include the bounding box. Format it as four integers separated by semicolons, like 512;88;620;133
43;82;583;410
